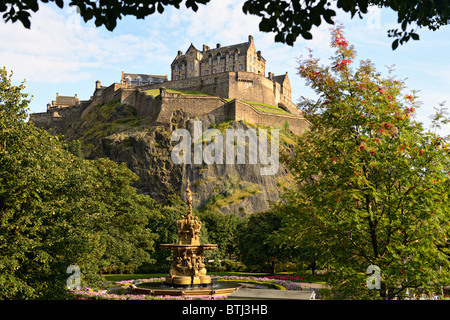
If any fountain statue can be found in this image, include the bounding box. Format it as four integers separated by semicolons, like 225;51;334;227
130;181;243;296
160;181;217;287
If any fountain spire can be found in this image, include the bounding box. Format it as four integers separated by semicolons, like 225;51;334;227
186;180;193;216
160;180;217;287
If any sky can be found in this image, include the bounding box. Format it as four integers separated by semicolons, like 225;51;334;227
1;0;450;135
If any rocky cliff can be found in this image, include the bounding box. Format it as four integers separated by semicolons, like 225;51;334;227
59;99;297;215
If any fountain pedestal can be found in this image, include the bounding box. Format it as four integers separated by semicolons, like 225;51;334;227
160;244;217;286
161;181;217;287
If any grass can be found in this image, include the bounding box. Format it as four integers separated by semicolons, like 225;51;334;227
242;101;291;115
198;181;261;213
225;99;292;115
253;106;291;115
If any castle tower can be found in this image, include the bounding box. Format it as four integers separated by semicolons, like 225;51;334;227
170;35;266;80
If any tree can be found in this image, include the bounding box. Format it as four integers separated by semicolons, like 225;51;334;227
237;211;285;274
2;0;449;49
0;67;158;298
274;26;450;299
197;209;241;260
139;194;186;273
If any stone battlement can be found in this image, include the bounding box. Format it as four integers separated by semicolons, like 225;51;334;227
30;35;308;135
30;77;308;135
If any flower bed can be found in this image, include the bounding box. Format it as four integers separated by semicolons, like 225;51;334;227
265;275;304;281
69;276;312;300
70;287;228;300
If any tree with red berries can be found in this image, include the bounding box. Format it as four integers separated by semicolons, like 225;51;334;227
274;25;450;300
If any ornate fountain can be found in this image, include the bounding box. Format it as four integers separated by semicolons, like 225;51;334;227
131;181;242;296
160;181;217;287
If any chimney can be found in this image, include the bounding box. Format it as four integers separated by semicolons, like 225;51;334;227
56;92;59;98
248;35;253;43
216;43;221;49
268;72;274;80
203;44;210;52
75;93;77;99
177;50;183;56
95;80;101;89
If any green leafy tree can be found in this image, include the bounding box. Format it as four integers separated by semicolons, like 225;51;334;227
0;67;158;298
197;209;241;260
274;26;450;299
2;0;449;48
64;139;83;158
139;194;186;273
75;158;158;275
237;211;285;274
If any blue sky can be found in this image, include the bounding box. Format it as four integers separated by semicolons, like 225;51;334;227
1;0;450;134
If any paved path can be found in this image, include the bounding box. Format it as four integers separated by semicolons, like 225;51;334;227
228;288;318;300
297;282;325;290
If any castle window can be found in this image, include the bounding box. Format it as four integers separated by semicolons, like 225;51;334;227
221;67;225;72
239;64;243;70
213;69;216;74
229;66;234;71
182;74;186;79
175;75;179;80
217;57;221;64
226;54;229;62
209;57;212;65
205;70;209;75
182;64;185;70
235;53;238;60
175;65;178;72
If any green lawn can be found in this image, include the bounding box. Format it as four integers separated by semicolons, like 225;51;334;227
225;99;291;115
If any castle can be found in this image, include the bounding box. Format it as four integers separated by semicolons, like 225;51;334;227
30;36;308;135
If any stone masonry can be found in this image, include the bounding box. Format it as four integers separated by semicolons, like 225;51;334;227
30;36;308;135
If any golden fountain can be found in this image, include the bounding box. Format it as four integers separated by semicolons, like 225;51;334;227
131;181;242;296
160;181;217;287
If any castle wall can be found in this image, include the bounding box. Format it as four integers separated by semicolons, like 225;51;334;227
230;72;277;106
30;76;307;137
232;100;308;135
156;91;232;126
142;72;233;99
90;83;128;107
132;90;162;118
140;71;292;110
30;104;86;134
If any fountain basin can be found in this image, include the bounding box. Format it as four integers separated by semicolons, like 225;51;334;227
132;280;244;297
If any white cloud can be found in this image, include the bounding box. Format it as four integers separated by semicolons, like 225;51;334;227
0;5;173;83
3;0;450;124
